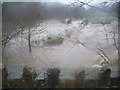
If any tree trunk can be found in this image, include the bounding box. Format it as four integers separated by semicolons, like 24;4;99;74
28;27;31;52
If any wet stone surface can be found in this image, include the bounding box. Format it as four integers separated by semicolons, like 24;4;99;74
2;65;119;88
98;65;111;87
47;67;60;88
75;71;85;88
85;79;98;88
62;79;73;88
22;66;35;87
2;64;9;87
9;78;23;87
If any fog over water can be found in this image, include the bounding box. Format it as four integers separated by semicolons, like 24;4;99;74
3;20;118;69
2;1;118;80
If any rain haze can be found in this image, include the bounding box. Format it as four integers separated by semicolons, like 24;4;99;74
1;0;119;88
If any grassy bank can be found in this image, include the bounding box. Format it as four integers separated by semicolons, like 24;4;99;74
74;16;118;24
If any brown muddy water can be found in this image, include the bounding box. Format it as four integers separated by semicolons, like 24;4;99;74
3;20;118;76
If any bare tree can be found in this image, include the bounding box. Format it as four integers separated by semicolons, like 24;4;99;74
2;2;44;52
68;0;118;61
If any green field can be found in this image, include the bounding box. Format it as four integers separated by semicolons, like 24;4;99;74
74;16;118;24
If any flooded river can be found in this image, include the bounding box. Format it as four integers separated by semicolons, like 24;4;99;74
3;20;118;69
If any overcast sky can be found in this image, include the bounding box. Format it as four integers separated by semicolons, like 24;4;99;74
34;0;119;4
1;0;119;10
1;0;120;3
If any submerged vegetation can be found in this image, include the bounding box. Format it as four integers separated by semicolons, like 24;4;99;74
31;34;64;46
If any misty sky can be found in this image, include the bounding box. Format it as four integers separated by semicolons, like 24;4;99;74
37;0;119;4
2;0;119;3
